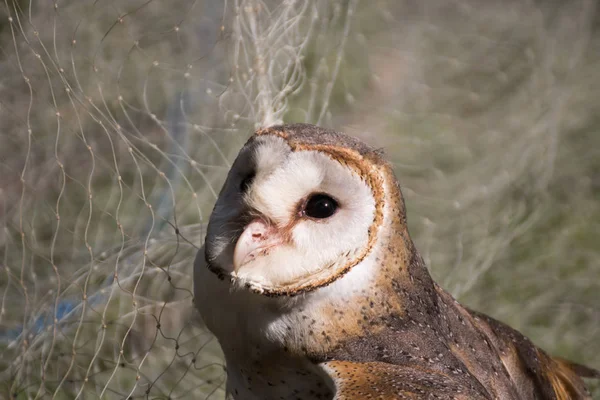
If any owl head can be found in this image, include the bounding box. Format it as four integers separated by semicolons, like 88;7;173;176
204;123;406;296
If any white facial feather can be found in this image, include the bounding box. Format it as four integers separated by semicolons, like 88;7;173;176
206;135;377;293
243;148;374;288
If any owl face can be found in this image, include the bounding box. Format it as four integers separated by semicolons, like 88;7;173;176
204;126;387;296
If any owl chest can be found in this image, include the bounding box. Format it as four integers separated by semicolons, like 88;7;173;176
224;354;333;400
215;310;335;399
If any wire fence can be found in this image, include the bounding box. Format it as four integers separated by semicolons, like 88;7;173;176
0;0;599;398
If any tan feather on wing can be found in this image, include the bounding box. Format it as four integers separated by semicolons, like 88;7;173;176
541;352;596;400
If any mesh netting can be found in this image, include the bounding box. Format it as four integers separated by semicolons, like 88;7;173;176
0;0;599;398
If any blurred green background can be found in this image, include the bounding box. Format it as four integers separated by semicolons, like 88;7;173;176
0;0;598;398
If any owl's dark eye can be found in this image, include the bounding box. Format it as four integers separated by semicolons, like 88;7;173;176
303;193;338;219
240;172;255;193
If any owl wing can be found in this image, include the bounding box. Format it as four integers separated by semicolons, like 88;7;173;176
318;308;599;400
470;310;599;400
320;360;490;399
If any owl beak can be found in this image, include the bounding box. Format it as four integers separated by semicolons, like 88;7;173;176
232;219;284;271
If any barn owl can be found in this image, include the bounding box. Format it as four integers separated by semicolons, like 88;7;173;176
194;123;598;399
